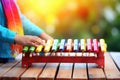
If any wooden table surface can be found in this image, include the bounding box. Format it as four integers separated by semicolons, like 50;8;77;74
0;52;120;80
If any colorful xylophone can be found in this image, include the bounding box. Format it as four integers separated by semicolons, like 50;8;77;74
22;39;107;68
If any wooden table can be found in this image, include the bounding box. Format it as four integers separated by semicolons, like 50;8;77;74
0;52;120;80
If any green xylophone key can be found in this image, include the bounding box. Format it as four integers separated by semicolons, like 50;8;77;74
29;46;36;57
22;46;29;57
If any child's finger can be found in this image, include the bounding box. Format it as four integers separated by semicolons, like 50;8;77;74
31;42;38;47
32;37;45;46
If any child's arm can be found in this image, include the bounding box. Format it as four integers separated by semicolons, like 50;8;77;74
39;32;54;40
20;14;54;41
20;14;44;36
0;25;16;43
0;25;45;47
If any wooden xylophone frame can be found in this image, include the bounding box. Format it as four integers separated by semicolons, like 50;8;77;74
22;51;104;68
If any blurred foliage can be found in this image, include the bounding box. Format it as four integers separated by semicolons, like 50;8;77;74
17;0;120;51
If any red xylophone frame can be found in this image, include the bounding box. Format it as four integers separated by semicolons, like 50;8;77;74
22;51;104;68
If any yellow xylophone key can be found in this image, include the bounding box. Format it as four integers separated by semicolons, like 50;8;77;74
44;40;53;52
47;40;53;45
80;39;86;51
100;39;107;52
44;46;51;53
35;45;43;53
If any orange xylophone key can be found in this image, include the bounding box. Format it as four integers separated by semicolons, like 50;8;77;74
93;39;99;52
66;39;73;52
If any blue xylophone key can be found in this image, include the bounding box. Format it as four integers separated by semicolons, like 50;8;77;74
59;39;66;51
73;39;79;52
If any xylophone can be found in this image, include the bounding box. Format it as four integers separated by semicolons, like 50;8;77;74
22;38;107;68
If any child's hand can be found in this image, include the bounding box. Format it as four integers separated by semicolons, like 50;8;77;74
14;35;45;47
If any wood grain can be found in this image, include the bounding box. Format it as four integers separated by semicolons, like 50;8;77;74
0;61;19;78
21;63;46;80
110;52;120;70
1;62;26;80
88;63;105;80
73;63;87;80
104;53;120;80
56;63;73;80
38;63;59;80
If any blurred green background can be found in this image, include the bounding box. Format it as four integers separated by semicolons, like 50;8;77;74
17;0;120;51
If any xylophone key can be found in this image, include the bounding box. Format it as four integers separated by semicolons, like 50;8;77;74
59;39;66;51
35;40;45;53
22;46;29;57
29;46;35;52
66;39;72;52
29;46;36;57
80;39;86;51
44;46;51;53
93;39;99;52
73;39;79;52
22;46;29;53
35;45;43;53
87;38;93;52
100;39;107;52
44;40;53;53
52;39;59;52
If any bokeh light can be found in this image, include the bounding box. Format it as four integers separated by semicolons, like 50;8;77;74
17;0;120;51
